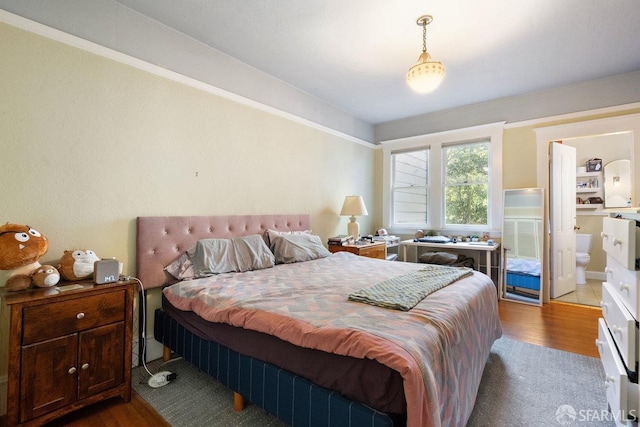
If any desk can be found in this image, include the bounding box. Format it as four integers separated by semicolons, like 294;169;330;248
399;239;501;284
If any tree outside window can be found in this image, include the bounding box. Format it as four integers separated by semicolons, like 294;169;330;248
443;142;489;226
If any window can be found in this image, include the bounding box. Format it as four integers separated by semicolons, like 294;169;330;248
381;122;503;233
391;149;429;225
443;142;489;226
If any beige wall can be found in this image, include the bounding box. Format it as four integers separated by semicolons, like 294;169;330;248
0;21;377;408
503;110;640;188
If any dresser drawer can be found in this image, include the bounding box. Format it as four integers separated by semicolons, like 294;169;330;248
596;318;630;418
602;217;638;270
22;290;126;345
605;254;640;319
601;282;637;370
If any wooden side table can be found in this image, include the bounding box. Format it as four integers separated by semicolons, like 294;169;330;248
328;241;387;259
1;280;135;426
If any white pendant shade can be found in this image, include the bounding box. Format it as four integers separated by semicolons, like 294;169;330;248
406;52;445;94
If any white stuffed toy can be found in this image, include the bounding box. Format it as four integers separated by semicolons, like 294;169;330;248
57;249;100;281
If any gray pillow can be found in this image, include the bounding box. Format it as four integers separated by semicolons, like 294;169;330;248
233;234;275;272
266;228;311;248
271;233;331;264
189;238;238;277
188;235;275;277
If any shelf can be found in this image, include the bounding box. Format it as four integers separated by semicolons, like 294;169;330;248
576;171;602;178
576;187;600;193
577;204;603;209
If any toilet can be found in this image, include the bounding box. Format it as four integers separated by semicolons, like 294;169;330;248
575;233;592;285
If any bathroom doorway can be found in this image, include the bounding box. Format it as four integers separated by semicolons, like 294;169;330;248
553;134;632;306
535;114;639;306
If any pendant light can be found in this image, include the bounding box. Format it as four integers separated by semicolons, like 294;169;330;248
406;15;445;94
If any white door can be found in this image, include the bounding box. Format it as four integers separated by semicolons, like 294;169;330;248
550;142;577;298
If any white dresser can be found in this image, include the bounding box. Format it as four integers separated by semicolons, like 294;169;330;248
597;213;640;424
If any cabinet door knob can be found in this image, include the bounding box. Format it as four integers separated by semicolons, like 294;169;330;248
600;301;608;313
595;338;604;349
613;238;622;246
601;231;608;239
620;282;630;291
68;367;77;375
81;363;90;370
76;312;85;320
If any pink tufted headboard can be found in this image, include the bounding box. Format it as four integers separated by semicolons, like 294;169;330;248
136;214;311;289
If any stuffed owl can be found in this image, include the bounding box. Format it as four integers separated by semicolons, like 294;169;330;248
58;249;100;281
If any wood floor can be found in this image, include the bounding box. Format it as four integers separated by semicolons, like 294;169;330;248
499;299;601;358
1;300;602;427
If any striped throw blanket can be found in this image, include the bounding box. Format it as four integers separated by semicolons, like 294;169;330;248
348;264;473;311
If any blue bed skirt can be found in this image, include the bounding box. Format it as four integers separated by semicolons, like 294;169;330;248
506;271;540;291
153;308;397;427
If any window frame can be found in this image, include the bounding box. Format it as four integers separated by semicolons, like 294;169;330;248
381;122;504;235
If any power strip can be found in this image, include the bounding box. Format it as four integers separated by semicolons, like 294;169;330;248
148;371;176;388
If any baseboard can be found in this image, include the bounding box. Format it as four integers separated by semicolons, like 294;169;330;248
586;271;606;281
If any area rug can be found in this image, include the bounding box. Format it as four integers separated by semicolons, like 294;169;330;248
132;337;616;426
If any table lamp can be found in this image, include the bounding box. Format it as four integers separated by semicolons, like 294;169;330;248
340;196;368;239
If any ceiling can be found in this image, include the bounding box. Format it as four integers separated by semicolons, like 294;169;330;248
110;0;640;125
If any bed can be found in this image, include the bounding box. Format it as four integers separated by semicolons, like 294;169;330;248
136;215;502;427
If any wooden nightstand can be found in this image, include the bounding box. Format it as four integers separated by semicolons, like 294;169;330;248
328;241;387;259
1;280;135;426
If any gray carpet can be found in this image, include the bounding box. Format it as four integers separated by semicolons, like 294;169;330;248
133;338;616;426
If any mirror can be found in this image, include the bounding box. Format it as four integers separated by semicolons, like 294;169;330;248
604;159;631;208
501;188;544;306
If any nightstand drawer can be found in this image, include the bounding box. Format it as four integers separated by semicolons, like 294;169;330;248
358;244;386;259
22;291;126;345
328;242;386;259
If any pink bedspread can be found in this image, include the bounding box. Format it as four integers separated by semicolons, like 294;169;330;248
163;252;502;427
